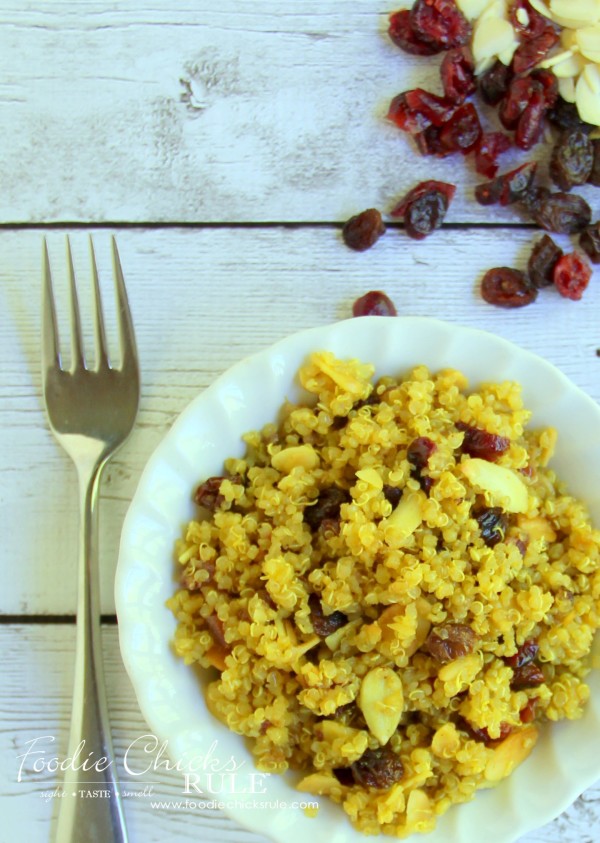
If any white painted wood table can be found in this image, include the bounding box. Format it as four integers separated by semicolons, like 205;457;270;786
1;3;599;842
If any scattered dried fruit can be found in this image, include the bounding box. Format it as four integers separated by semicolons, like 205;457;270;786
553;251;592;299
475;162;538;205
579;221;600;263
342;209;386;252
531;191;592;233
456;422;510;461
528;234;564;287
480;266;538;307
352;291;398;316
390;180;456;239
549;129;594;189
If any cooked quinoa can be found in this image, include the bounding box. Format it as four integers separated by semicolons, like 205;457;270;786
167;351;600;837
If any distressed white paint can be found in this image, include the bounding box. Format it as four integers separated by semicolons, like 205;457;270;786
0;1;598;224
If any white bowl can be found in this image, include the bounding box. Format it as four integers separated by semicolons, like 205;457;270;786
116;316;600;843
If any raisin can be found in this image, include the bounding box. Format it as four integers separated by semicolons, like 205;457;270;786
462;719;513;744
439;102;482;154
475;132;511;178
519;697;538;723
332;767;355;787
475;163;537;206
194;475;241;511
510;662;545;689
456;422;510;461
388;9;442;55
390;180;456;240
532;192;592;234
505;639;539;669
352;291;397;316
350;746;404;789
589;139;600;186
481;267;538;307
440;47;476;102
553;251;592;301
512;27;559;75
479;60;513;106
510;0;551;39
528;234;563;288
530;69;558;108
550;130;594;191
383;485;403;507
425;624;478;663
308;593;348;638
342;209;386;252
580;222;600;264
304;487;350;531
473;505;507;547
521;184;551;217
410;0;471;51
547;96;595;134
387;89;456;134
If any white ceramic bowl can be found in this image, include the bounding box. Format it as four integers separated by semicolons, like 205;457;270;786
116;316;600;843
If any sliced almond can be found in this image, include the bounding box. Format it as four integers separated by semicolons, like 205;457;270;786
406;788;434;826
297;772;339;795
456;0;499;20
558;75;577;102
576;64;600;124
576;25;600;62
484;726;539;782
460;458;529;513
356;467;383;489
319;720;362;742
472;17;517;64
517;515;557;543
271;444;319;473
550;0;600;28
381;491;423;547
431;723;461;758
378;598;432;656
358;666;404;745
543;51;586;78
438;652;482;695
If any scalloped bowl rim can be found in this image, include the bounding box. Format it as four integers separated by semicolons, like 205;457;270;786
116;316;600;843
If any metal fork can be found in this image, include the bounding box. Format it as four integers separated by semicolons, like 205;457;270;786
42;236;140;843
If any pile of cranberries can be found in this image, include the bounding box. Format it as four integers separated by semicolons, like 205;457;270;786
344;0;600;310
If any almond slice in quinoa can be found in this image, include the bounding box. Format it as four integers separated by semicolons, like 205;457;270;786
484;725;539;782
358;666;405;745
460;458;529;513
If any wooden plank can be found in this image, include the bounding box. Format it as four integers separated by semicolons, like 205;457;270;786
1;1;598;224
1;623;599;842
1;226;599;615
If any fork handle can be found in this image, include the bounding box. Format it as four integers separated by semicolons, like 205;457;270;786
55;462;129;843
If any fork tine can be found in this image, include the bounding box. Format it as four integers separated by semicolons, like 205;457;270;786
42;238;61;371
66;235;86;370
89;236;109;369
111;237;137;371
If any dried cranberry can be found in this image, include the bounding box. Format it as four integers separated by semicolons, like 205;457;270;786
383;485;403;507
351;746;404;789
387;89;456;134
410;0;471;51
519;697;538;723
515;89;546;151
528;234;563;288
510;0;551;39
407;436;436;492
424;623;478;663
475;132;511;178
472;505;507;547
549;130;594;191
456;422;510;460
547;96;595;133
481;267;538;308
505;639;539;669
439;101;482;154
532;192;592;234
499;77;542;130
440;47;476;102
512;28;559;75
580;222;600;264
390;180;455;240
530;69;558;108
553;251;592;301
479;60;513;106
388;9;442;55
511;661;545;689
415;124;448;157
475;163;537;206
342;209;385;252
308;594;348;638
352;290;397;316
304;487;350;531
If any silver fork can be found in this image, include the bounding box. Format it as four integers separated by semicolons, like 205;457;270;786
42;236;140;843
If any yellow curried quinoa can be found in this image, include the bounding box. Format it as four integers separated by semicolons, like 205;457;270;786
167;351;600;836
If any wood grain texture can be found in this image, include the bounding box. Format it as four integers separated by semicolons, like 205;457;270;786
2;624;599;843
2;226;599;615
1;1;599;224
